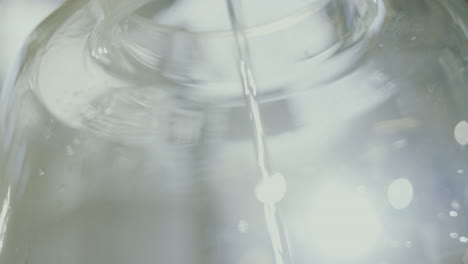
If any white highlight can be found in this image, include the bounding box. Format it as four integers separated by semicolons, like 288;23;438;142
455;121;468;145
387;178;414;210
309;183;382;258
450;211;459;217
0;187;12;253
255;173;287;205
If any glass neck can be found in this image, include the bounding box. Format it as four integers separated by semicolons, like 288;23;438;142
90;0;386;100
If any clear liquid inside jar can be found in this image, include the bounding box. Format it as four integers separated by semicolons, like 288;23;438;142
0;0;467;263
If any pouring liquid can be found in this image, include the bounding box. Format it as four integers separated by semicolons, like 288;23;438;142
226;1;293;263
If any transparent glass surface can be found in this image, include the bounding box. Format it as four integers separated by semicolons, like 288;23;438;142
0;0;467;263
0;0;63;86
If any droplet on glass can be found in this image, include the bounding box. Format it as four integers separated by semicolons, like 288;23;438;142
460;236;468;243
450;211;459;217
238;220;249;233
405;241;412;248
387;178;413;210
454;121;468;145
458;169;464;174
38;169;45;176
451;232;460;239
255;173;287;204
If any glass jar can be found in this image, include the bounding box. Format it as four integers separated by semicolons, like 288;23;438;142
0;0;467;263
0;0;63;85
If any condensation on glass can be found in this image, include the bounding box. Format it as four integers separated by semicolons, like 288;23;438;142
0;0;467;263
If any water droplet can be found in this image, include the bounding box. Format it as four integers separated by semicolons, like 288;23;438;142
58;184;65;193
38;169;45;176
460;236;468;243
451;232;460;239
238;220;249;233
255;173;287;204
65;146;75;156
387;178;413;210
458;169;464;174
450;211;459;217
410;36;416;41
454;121;468;145
405;241;412;248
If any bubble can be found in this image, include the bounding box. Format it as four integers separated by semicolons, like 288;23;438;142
387;178;413;210
238;220;249;233
454;121;468;145
255;173;287;204
405;241;412;248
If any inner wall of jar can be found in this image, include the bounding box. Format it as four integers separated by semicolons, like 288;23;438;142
91;0;384;100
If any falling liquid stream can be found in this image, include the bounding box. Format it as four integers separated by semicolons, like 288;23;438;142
225;1;293;264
